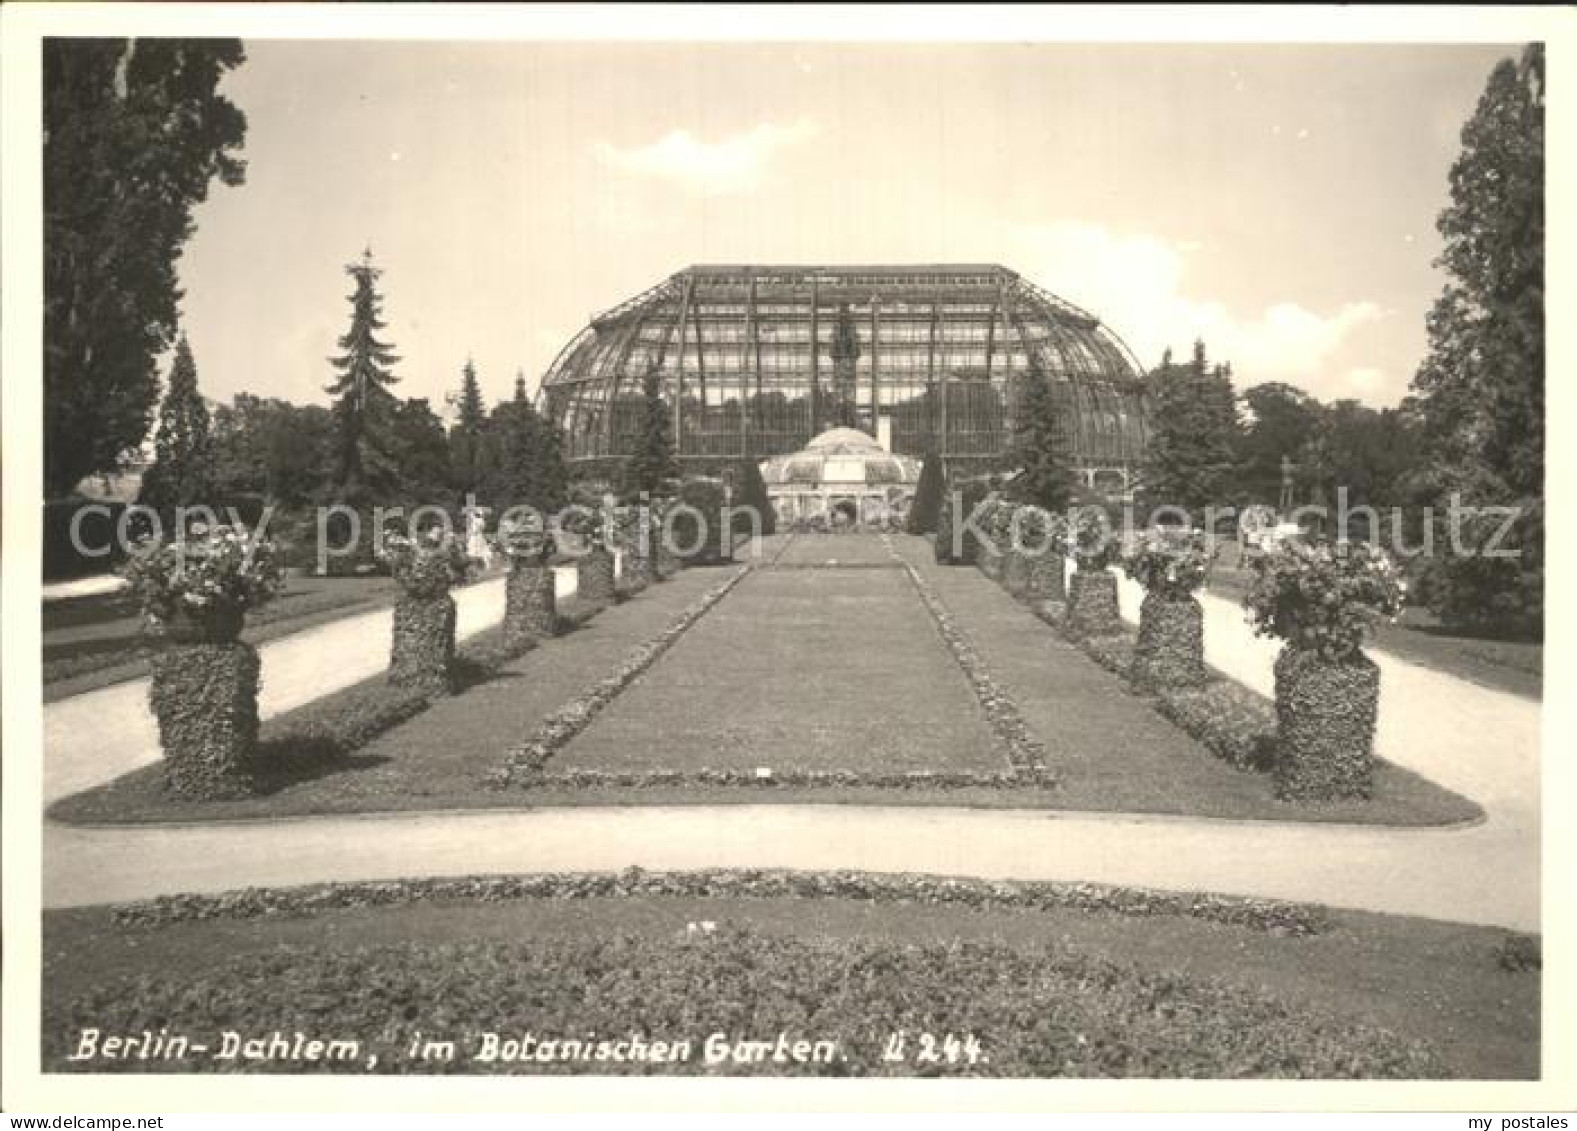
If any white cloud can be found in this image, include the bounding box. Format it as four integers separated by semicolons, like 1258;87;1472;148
1005;221;1386;398
592;119;819;195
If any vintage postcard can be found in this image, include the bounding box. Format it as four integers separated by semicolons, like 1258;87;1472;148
2;3;1572;1116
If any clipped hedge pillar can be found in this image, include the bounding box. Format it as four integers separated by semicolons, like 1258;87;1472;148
149;634;261;800
1001;547;1032;597
1273;648;1378;800
1131;594;1207;691
504;563;557;650
1029;552;1066;601
578;546;616;607
384;532;468;698
978;542;1004;581
654;537;680;580
624;544;653;590
1065;569;1120;638
389;592;457;697
1243;540;1402;803
125;525;285;801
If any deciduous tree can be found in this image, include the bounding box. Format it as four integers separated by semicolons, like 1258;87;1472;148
44;38;248;497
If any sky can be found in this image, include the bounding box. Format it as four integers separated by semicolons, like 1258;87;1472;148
174;40;1517;421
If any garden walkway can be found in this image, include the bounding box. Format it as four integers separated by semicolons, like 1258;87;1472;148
38;536;1540;930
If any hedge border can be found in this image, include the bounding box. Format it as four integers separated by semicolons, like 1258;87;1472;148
107;865;1333;937
526;768;1047;790
889;537;1053;780
489;541;798;789
1033;599;1281;776
253;594;605;773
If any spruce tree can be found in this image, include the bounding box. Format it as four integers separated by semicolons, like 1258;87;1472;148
620;359;677;500
448;357;489;497
325;250;401;502
1142;340;1239;513
1007;356;1075;511
140;334;214;512
485;371;569;513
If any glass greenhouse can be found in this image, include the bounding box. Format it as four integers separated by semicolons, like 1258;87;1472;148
539;264;1152;493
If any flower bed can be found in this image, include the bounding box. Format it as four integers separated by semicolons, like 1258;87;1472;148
110;866;1332;935
1154;682;1279;773
1044;608;1280;778
53;921;1445;1077
492;566;753;787
890;538;1052;780
528;768;1040;790
1080;631;1136;677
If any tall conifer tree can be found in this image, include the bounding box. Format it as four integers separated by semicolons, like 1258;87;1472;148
140;334;214;511
325;250;401;501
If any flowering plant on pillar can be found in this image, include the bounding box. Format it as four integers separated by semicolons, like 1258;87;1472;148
1244;540;1405;800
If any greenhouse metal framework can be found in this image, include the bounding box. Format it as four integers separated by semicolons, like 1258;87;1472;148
539;264;1153;492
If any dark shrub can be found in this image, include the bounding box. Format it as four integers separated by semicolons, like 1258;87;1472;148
1495;933;1541;973
317;508;386;577
148;640;261;799
733;458;776;537
934;484;956;563
1422;545;1543;641
1273;648;1378;801
906;453;944;535
1081;632;1135;677
264;679;431;761
43;497;136;581
668;476;727;565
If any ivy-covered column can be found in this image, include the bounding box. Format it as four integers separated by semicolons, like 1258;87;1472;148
385;530;468;698
615;505;652;593
1123;528;1211;691
127;525;284;800
577;540;617;607
1245;541;1403;801
497;514;557;652
1063;508;1120;638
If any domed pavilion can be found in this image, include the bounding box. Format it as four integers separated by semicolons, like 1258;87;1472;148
758;426;922;526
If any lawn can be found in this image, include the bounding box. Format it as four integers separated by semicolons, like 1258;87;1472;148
553;567;1007;776
40;871;1539;1078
